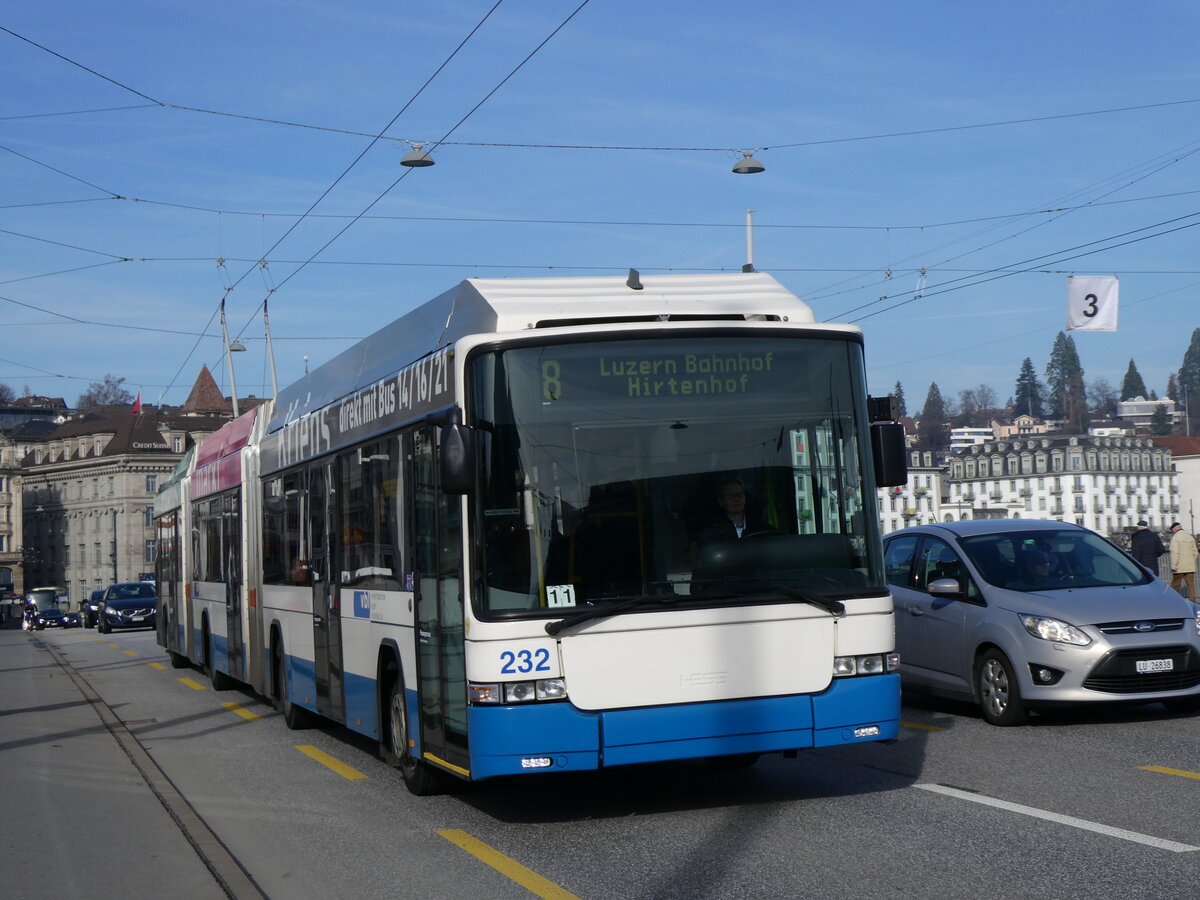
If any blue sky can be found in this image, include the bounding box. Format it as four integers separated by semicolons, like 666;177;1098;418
4;1;1200;411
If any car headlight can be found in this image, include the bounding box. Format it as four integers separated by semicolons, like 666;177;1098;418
1020;614;1091;646
105;606;117;615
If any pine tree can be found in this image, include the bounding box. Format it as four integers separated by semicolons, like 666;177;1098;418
1180;328;1200;427
1013;357;1044;418
1167;373;1179;402
893;380;907;417
918;383;949;452
1119;359;1149;401
1045;333;1088;432
1150;404;1173;436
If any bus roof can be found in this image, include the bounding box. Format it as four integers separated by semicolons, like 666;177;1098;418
267;272;815;434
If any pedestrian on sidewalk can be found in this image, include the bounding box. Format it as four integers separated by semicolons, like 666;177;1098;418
1130;520;1166;575
1168;522;1198;601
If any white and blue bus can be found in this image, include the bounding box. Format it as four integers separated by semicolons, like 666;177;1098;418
158;271;907;794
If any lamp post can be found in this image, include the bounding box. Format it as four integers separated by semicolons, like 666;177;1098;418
111;509;118;585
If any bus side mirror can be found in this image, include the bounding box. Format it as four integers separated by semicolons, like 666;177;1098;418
439;423;476;495
871;422;907;487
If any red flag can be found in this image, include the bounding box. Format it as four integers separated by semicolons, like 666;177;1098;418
131;391;142;415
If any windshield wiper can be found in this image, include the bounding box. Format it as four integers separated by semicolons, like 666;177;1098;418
707;580;845;616
545;594;674;635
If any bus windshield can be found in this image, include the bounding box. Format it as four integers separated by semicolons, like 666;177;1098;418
469;333;886;616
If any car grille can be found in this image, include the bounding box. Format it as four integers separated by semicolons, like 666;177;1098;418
1095;619;1185;635
116;607;153;618
1083;646;1200;693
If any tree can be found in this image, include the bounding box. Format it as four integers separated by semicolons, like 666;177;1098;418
1167;372;1180;402
956;384;997;427
1045;333;1088;433
1150;404;1173;436
76;374;134;409
917;382;950;452
1119;359;1148;401
957;388;980;427
0;383;14;404
1013;357;1045;418
893;380;907;417
1088;377;1119;418
1179;328;1200;428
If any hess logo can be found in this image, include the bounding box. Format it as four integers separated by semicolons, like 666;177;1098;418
680;671;728;688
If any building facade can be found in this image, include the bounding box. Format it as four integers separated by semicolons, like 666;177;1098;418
0;432;23;599
21;408;229;608
879;449;945;534
944;434;1177;536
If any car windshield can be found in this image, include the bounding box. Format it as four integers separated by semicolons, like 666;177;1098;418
958;529;1150;592
468;334;886;618
26;591;58;610
108;584;156;600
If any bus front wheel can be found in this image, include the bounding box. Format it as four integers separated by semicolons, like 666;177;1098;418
384;677;442;796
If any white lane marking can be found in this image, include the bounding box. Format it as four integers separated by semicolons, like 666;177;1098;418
916;783;1198;853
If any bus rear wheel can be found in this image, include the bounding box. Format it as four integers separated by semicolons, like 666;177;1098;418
383;677;443;796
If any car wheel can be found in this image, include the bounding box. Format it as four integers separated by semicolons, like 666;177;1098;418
975;649;1028;726
382;674;444;795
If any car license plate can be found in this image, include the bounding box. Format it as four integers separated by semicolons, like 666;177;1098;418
1136;658;1174;674
131;615;145;622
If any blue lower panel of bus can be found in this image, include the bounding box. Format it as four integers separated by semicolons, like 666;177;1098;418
467;674;899;780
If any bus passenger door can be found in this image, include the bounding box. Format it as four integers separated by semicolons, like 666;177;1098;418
223;493;245;680
309;464;345;720
412;428;469;775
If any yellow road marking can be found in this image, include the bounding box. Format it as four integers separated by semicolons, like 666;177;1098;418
424;752;470;778
178;677;207;691
439;829;581;900
221;701;262;722
107;643;119;649
901;720;946;732
147;662;166;670
1140;765;1200;780
295;745;368;781
123;650;137;657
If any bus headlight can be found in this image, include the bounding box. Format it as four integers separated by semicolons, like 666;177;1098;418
470;678;569;705
469;683;501;704
504;682;538;703
857;655;884;675
834;654;894;677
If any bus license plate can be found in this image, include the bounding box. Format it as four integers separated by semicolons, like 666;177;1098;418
1136;658;1173;674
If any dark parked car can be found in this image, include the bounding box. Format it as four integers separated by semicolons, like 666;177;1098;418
98;582;157;633
884;519;1200;725
81;588;107;629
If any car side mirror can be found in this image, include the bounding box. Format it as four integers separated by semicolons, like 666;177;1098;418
927;577;962;597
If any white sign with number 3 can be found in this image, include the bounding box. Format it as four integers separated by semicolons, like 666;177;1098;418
1066;275;1118;332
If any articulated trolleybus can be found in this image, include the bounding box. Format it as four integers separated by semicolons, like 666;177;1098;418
155;271;908;794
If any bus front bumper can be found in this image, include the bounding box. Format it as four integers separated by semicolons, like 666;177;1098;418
466;673;899;780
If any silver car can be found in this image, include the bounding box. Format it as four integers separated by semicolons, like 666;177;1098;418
883;519;1200;725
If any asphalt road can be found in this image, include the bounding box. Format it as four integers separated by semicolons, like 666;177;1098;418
4;623;1200;899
